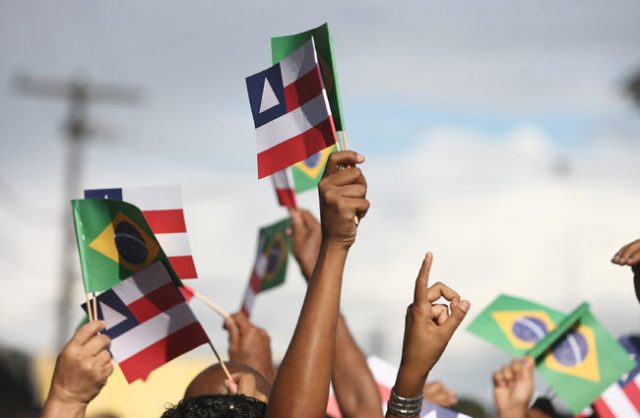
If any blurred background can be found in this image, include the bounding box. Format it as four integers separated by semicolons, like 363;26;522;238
1;1;640;417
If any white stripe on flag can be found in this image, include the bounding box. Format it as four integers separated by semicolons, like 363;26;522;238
255;93;331;153
122;185;183;211
115;261;172;305
272;169;291;189
156;233;192;257
110;302;197;361
601;383;640;418
242;286;257;316
279;38;318;87
255;254;268;278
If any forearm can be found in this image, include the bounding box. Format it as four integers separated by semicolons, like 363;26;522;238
332;315;383;418
266;241;347;418
41;391;87;418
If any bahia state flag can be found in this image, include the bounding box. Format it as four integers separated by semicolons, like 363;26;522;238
241;218;291;317
272;23;345;132
81;261;209;383
246;38;337;179
468;295;635;414
291;144;337;193
72;198;180;293
271;169;297;209
84;185;198;280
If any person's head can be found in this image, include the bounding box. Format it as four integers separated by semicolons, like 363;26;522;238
184;361;271;402
161;394;266;418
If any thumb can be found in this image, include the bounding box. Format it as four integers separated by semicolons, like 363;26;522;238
442;299;470;336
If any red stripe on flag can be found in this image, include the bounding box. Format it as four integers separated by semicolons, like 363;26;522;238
142;209;187;234
179;285;195;302
276;188;297;209
128;282;185;323
119;321;208;383
284;67;324;112
168;256;198;279
594;397;617;418
249;270;262;293
623;381;640;411
257;117;337;179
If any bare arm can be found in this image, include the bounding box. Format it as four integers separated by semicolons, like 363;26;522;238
266;151;369;418
290;208;382;418
386;253;470;418
41;321;113;418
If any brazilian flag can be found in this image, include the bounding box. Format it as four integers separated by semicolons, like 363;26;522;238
291;144;337;193
468;295;635;414
271;23;345;132
255;218;292;293
72;199;180;293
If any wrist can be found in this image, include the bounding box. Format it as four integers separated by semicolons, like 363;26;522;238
498;406;527;418
321;237;351;254
394;366;427;399
43;386;88;418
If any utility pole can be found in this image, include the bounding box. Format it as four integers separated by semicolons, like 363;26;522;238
15;74;141;349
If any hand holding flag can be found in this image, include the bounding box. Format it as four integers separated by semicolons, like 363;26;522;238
611;238;640;303
42;321;113;418
318;151;369;250
289;208;322;280
492;357;535;418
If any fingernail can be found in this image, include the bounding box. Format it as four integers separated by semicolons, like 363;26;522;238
458;300;470;312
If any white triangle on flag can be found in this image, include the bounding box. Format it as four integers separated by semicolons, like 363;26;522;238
100;301;128;328
259;77;280;113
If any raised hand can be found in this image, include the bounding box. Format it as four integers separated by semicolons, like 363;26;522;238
492;357;535;418
611;239;640;302
224;311;274;383
41;321;113;418
318;151;368;250
289;208;322;280
423;380;457;407
393;253;470;401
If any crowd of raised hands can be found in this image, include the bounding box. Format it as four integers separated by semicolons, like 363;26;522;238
40;151;640;418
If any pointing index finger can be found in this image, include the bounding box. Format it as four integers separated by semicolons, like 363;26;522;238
414;252;433;305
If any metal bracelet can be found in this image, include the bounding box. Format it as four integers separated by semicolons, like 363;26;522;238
387;388;423;417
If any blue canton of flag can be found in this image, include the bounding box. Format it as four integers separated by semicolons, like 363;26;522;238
85;188;123;200
246;64;286;129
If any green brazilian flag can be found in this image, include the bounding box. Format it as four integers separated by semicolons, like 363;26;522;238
468;295;635;414
254;218;292;292
290;144;337;193
271;23;345;132
72;199;181;293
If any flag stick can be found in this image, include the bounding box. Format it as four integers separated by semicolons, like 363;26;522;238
192;290;233;324
91;292;98;322
340;130;349;150
85;293;94;322
207;340;233;382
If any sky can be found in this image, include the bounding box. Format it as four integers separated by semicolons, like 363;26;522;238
1;0;640;414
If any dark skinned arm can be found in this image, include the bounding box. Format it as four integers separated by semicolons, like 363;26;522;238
266;151;370;418
290;208;382;418
386;253;470;418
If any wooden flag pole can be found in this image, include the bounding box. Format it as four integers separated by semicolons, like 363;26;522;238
91;292;98;321
85;293;94;322
192;290;233;324
207;340;234;383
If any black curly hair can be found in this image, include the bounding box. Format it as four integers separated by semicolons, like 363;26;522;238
160;394;267;418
